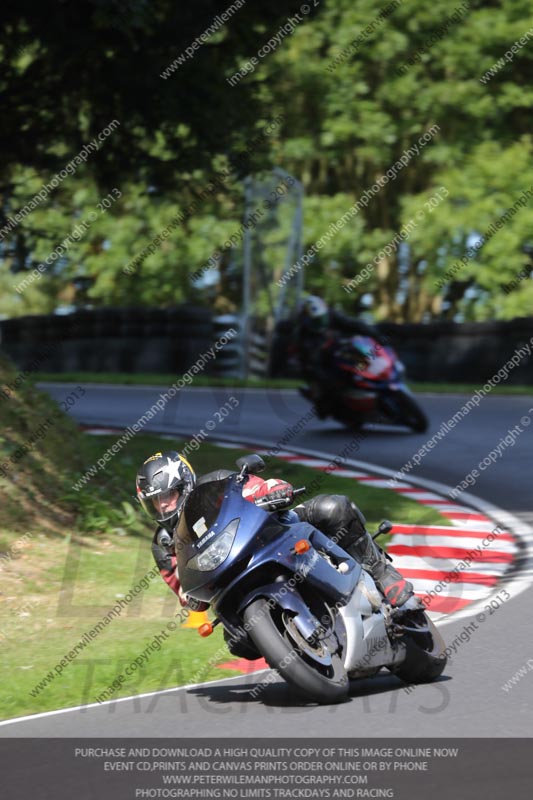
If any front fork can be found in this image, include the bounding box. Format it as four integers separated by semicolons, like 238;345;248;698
377;384;408;419
237;580;326;642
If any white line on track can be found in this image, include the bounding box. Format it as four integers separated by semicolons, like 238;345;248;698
0;669;271;729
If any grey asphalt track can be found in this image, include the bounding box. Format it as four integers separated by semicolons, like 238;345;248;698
2;384;532;737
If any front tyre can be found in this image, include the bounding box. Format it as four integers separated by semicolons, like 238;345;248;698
243;598;349;704
382;390;429;433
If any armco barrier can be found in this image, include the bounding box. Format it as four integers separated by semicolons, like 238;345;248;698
379;318;533;384
0;308;252;379
270;316;533;384
2;311;533;383
0;307;216;375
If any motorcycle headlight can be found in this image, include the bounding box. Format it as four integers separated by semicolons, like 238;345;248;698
187;519;239;572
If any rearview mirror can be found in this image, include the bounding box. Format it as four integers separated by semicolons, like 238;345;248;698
236;454;266;474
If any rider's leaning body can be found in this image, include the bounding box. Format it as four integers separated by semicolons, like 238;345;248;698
136;451;414;647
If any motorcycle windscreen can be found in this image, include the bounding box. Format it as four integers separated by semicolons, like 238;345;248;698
175;475;233;546
348;336;394;380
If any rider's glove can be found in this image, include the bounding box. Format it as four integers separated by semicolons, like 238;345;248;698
254;480;294;510
157;531;173;548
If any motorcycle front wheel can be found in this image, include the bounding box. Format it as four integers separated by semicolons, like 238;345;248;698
243;598;349;704
381;390;429;433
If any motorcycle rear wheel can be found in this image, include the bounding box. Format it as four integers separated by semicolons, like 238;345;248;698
243;598;349;704
388;610;447;683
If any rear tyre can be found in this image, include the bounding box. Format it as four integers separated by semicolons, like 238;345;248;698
389;611;447;683
243;598;349;704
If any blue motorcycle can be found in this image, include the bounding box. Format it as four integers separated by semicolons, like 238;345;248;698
175;454;447;704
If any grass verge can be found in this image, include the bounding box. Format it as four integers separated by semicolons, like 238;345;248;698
35;372;300;389
35;372;533;394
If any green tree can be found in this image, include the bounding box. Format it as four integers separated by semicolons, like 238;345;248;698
246;0;533;320
3;0;533;322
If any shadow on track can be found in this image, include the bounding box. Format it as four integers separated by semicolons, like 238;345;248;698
187;671;450;709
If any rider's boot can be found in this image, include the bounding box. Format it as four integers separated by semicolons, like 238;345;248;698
299;385;327;418
224;628;261;660
294;494;414;608
345;532;414;607
314;398;330;420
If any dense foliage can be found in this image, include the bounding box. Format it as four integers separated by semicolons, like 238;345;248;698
1;0;532;321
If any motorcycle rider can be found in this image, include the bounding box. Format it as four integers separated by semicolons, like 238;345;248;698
136;450;415;657
296;295;388;418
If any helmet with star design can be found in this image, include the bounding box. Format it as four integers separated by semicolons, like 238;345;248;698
136;451;196;529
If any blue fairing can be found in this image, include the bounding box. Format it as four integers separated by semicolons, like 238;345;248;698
176;474;361;631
